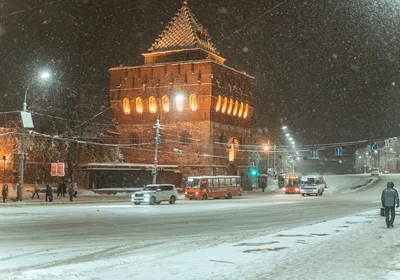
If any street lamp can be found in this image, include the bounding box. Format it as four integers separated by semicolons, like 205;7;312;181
282;126;287;130
18;71;51;201
152;92;184;184
285;133;290;137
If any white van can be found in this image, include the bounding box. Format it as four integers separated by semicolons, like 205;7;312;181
300;176;325;196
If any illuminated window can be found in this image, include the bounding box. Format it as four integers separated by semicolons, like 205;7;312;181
189;94;198;111
176;95;184;112
221;97;228;114
149;96;158;114
232;100;239;116
228;138;239;162
215;95;222;112
243;104;249;119
238;102;244;117
227;98;234;115
162;95;169;112
122;98;130;115
136;97;143;114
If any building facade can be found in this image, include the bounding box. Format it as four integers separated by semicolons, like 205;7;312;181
110;2;254;178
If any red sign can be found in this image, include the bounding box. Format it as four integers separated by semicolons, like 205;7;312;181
50;162;65;177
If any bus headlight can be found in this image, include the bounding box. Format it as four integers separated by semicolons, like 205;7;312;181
185;192;187;195
282;188;286;191
195;192;199;195
296;188;299;191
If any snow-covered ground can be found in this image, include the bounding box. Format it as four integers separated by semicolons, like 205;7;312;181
6;208;399;280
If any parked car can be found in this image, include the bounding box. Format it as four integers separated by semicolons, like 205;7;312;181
370;168;380;176
383;170;390;174
131;184;178;205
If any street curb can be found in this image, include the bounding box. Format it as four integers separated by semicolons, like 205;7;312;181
0;199;129;207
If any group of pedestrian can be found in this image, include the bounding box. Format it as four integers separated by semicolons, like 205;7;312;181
43;181;78;202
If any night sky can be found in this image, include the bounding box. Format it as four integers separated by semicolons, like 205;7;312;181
1;0;400;144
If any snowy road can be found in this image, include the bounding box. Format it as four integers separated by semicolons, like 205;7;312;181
1;174;397;279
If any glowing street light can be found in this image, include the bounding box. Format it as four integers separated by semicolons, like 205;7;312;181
263;145;269;151
285;133;290;137
289;137;293;141
282;126;288;130
19;70;52;201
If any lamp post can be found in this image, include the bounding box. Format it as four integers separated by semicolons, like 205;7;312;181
18;71;51;201
2;156;6;184
152;87;183;184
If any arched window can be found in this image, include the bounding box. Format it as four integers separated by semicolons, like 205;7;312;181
232;100;239;116
176;95;184;112
136;97;143;114
238;102;244;118
162;95;169;112
215;95;222;112
149;96;158;113
189;94;198;112
227;98;234;115
228;138;239;162
243;104;249;119
122;98;130;115
221;97;228;114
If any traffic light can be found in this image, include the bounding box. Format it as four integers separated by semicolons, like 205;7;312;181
249;167;259;177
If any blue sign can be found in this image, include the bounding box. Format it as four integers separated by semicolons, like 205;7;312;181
311;150;318;159
370;142;378;150
335;147;343;156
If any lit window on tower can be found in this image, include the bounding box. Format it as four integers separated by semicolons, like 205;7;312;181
238;102;244;117
233;100;239;116
149;96;158;113
228;138;239;162
136;97;143;114
176;95;184;112
189;94;198;111
243;104;249;119
227;98;234;115
122;98;131;115
215;95;222;112
162;95;169;112
221;97;228;114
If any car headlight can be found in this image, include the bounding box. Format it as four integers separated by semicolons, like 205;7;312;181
144;194;151;197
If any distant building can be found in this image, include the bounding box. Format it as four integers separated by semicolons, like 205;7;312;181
110;2;254;178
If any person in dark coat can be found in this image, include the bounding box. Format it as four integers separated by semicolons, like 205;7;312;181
261;178;267;192
45;184;53;202
61;181;67;197
2;184;8;203
68;184;75;202
57;181;62;197
381;181;399;228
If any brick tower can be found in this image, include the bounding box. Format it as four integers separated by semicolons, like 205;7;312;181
110;2;254;178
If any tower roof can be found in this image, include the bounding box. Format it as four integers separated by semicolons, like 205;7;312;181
149;2;219;55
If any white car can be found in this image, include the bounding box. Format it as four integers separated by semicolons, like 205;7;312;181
300;176;325;196
131;184;178;205
371;168;380;176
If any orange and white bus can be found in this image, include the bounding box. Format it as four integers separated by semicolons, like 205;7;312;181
185;175;242;200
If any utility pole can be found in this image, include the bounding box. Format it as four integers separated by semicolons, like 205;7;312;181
152;81;161;184
18;86;30;201
2;156;6;184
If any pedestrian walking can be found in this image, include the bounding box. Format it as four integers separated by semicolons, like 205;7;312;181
381;181;399;228
68;184;75;202
32;181;40;199
73;182;78;198
261;178;267;192
57;181;62;197
61;181;67;197
2;184;8;203
45;184;53;202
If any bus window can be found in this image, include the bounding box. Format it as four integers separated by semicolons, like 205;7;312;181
187;178;200;188
209;179;214;188
201;181;207;189
213;178;219;187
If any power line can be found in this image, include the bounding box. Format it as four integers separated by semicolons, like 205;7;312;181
0;0;69;19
